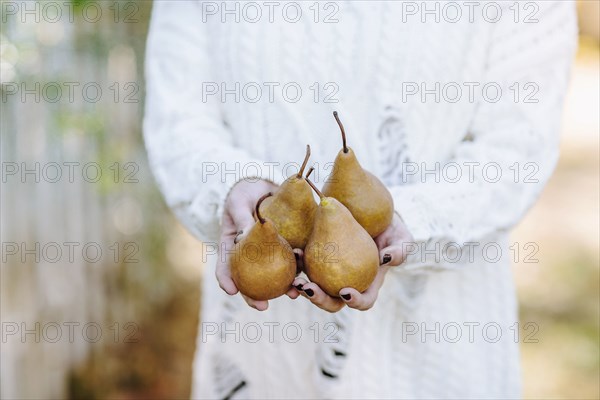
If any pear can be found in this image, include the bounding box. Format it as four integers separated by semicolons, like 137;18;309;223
259;145;317;249
303;179;379;297
322;111;394;238
230;193;297;301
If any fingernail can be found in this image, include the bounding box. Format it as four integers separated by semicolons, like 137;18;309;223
304;288;314;297
294;252;300;260
234;230;244;244
341;293;351;301
382;254;392;264
294;283;304;291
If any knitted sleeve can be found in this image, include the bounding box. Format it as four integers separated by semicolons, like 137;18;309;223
143;2;282;241
390;1;578;271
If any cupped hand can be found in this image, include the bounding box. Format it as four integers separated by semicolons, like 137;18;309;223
291;212;413;312
215;178;279;311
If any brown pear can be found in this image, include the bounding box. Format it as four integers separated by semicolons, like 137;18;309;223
259;145;317;249
230;193;296;301
303;179;379;297
322;111;394;238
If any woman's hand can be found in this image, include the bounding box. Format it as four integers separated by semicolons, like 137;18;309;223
291;212;413;312
215;178;280;311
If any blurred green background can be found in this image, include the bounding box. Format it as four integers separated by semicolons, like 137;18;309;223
1;1;598;399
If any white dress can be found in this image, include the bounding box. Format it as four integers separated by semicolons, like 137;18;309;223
143;1;577;399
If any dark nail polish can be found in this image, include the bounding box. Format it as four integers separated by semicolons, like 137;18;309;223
341;294;351;301
304;288;314;297
294;284;304;291
294;252;300;260
382;254;392;264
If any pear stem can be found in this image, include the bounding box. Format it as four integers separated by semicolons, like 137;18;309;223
333;111;348;153
255;192;272;224
306;166;315;179
297;144;311;178
305;178;324;199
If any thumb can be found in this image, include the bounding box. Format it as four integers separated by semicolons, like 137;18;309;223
379;244;407;267
228;199;257;236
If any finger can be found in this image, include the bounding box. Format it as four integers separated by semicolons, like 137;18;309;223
379;244;406;267
299;282;345;313
229;208;254;243
215;221;239;295
374;212;413;250
374;227;394;249
293;277;345;312
215;262;238;295
242;294;269;311
286;286;301;299
292;277;309;291
220;209;240;237
340;265;389;310
227;199;256;234
338;287;377;311
217;209;253;296
233;230;244;244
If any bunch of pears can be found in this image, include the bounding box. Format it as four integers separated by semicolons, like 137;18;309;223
230;112;394;300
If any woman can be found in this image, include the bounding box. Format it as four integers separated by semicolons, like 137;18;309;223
144;1;576;398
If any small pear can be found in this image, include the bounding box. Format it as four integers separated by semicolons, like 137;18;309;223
304;179;379;297
230;193;296;301
322;111;394;238
259;145;317;249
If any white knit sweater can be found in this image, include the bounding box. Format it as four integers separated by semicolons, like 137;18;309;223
144;1;577;399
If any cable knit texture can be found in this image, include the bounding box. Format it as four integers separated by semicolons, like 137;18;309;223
144;1;577;399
